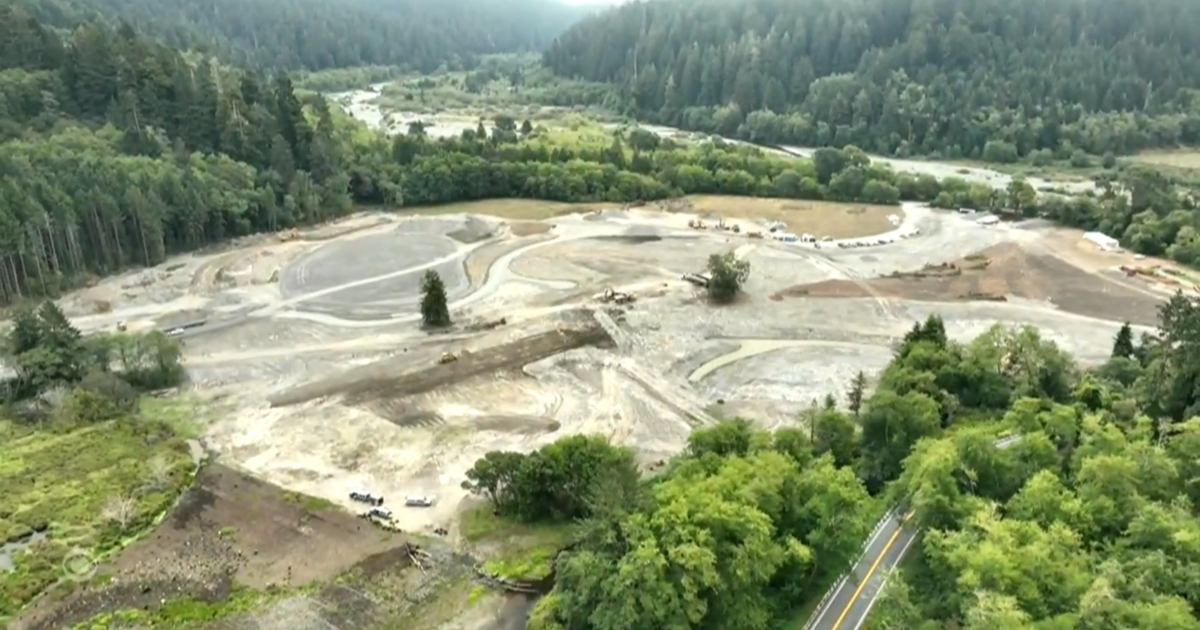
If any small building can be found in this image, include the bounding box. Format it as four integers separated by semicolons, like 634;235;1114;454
976;215;1000;225
1083;231;1120;251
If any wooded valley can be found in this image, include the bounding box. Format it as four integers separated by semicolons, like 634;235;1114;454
4;0;1200;304
543;0;1200;160
3;0;1200;629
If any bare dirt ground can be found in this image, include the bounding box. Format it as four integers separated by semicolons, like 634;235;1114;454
15;464;408;630
778;243;1163;326
20;193;1171;629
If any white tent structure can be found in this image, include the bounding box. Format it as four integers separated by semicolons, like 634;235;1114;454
1083;231;1120;251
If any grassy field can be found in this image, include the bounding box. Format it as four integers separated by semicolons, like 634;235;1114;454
460;506;577;581
1126;149;1200;170
404;195;902;239
685;196;901;238
405;198;607;220
0;404;198;623
371;64;615;121
943;158;1107;182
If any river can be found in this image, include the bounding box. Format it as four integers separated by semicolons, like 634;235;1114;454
327;84;1097;196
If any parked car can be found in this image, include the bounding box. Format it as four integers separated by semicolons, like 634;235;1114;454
404;495;435;507
350;490;384;506
368;506;393;520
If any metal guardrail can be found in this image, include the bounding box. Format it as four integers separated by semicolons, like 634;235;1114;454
799;509;896;630
797;434;1021;630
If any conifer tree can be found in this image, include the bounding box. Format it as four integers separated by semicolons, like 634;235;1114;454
847;371;867;418
1111;322;1135;359
420;270;451;328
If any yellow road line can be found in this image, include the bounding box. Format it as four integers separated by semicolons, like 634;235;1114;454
829;510;915;630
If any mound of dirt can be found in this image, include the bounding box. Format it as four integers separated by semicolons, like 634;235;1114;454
341;326;611;409
592;234;663;245
774;243;1162;324
269;313;613;408
624;223;662;238
447;216;496;243
508;221;552;237
14;464;407;630
395;215;496;242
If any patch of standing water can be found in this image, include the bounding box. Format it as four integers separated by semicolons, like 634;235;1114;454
0;529;49;571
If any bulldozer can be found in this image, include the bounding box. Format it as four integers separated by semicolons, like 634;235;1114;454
687;219;706;230
438;352;458;365
595;288;635;304
746;231;764;239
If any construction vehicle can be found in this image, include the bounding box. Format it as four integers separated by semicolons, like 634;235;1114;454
681;272;711;288
687;219;706;230
595;288;636;304
438;352;458;364
116;321;127;332
731;224;740;233
746;231;764;239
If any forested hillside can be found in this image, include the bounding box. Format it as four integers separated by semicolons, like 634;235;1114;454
0;3;357;303
15;0;590;71
7;0;1200;308
543;0;1200;160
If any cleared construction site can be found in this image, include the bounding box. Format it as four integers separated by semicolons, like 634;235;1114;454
57;200;1172;542
35;197;1178;630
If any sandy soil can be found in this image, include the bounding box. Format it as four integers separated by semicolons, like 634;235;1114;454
85;202;1156;522
21;180;1174;628
779;243;1163;326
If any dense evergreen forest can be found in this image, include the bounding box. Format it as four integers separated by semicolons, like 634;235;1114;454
543;0;1200;160
473;302;1200;630
14;0;591;71
5;2;1200;307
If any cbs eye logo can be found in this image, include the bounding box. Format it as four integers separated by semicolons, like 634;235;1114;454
61;547;97;583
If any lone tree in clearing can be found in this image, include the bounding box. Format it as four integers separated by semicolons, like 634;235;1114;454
420;270;451;328
1111;321;1135;359
706;251;750;303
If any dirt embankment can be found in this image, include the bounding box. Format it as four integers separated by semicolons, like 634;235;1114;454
15;464;407;630
774;243;1162;325
269;317;613;408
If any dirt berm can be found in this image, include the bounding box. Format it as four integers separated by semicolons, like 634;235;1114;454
268;315;613;408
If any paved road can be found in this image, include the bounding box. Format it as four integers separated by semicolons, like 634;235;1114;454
803;434;1022;630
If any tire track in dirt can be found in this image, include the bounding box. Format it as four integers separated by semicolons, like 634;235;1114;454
579;359;623;441
688;339;891;383
617;358;717;427
806;252;903;321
